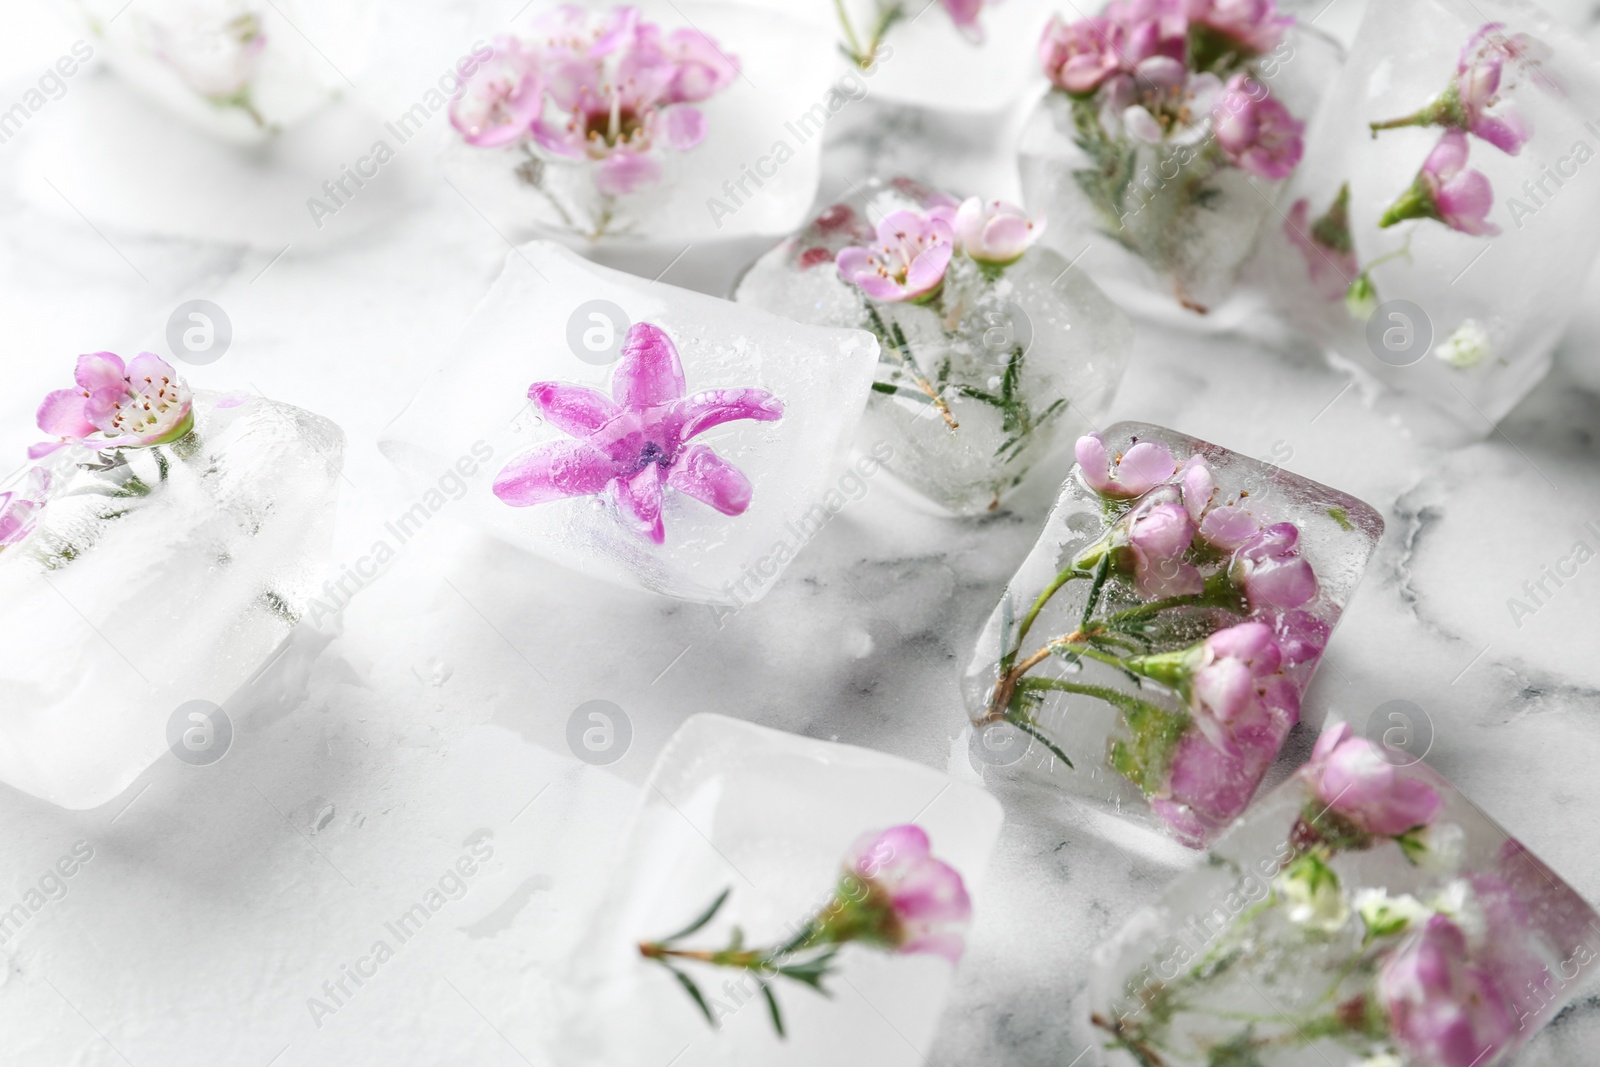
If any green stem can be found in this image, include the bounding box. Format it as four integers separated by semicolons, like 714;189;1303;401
1005;568;1091;668
832;0;866;62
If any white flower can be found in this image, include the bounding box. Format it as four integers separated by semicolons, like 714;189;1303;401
1354;888;1431;940
1275;853;1348;933
1399;821;1466;873
1434;319;1491;369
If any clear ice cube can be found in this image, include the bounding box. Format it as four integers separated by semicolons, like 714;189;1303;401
1253;0;1600;428
1090;722;1600;1066
0;391;344;809
379;240;880;605
553;713;1004;1067
734;177;1132;515
439;1;837;245
1018;18;1343;323
962;421;1383;848
68;0;377;141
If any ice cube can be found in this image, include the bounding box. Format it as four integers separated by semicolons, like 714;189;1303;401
378;240;879;605
0;391;344;809
963;421;1383;848
1090;720;1599;1067
553;713;1004;1067
734;177;1132;515
1018;12;1343;324
722;0;1057;114
68;0;377;141
439;2;837;245
1253;1;1600;428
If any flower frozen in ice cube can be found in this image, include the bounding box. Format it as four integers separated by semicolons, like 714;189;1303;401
33;352;195;458
638;823;972;1036
1380;130;1501;236
1185;0;1291;59
0;467;51;548
449;36;544;148
1303;722;1443;839
952;197;1045;268
1377;914;1518;1067
1038;14;1125;95
1214;73;1305;180
134;1;269;123
1075;431;1184;499
831;0;995;68
492;322;782;545
1434;319;1492;369
835;209;957;304
1284;185;1361;303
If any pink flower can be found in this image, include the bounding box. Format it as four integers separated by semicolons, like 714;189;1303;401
449;37;544;147
1453;23;1532;155
33;352;194;458
452;6;737;198
839;825;972;963
1038;15;1123;95
1154;697;1291;846
1125;497;1204;599
1284;194;1358;302
1075;432;1181;499
493;323;782;544
1235;522;1318;610
1380;130;1500;236
836;210;956;303
1213;74;1304;180
1106;0;1188;65
144;9;268;101
952;197;1044;267
1184;0;1291;57
1378;915;1517;1067
1303;722;1442;837
940;0;989;42
1105;60;1224;145
0;467;51;548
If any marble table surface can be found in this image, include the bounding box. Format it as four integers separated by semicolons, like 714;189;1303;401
2;1;1599;1064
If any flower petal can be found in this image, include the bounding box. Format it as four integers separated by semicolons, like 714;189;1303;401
493;440;617;506
595;151;662;196
36;388;96;439
74;352;126;394
663;106;706;150
666;445;753;516
674;388;783;440
530;382;621;437
613;323;687;413
615;462;666;544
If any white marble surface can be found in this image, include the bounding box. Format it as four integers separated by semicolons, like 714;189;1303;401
2;1;1600;1065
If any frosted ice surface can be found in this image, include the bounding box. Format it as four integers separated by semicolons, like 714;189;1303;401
554;714;1003;1067
963;422;1383;848
0;392;344;809
735;177;1132;514
379;241;880;605
1254;0;1600;427
1091;734;1599;1065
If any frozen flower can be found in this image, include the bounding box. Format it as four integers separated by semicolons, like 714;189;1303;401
493;323;782;544
1105;60;1224;145
449;38;544;147
454;6;738;198
822;824;973;962
33;352;195;458
1356;888;1432;940
1153;700;1290;846
953;197;1045;267
1377;915;1517;1067
1200;508;1317;611
1075;432;1181;499
1345;273;1379;320
1285;191;1359;301
1107;0;1188;65
1185;0;1291;58
1273;609;1329;668
1124;498;1203;598
0;467;51;548
1275;852;1349;932
836;209;956;303
1434;319;1491;369
940;0;989;43
1304;722;1443;838
1038;15;1124;95
1213;75;1304;180
1398;821;1467;872
1370;23;1541;156
1379;130;1500;236
140;6;267;102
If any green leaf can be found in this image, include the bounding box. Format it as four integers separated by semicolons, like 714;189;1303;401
664;964;717;1027
1203;1029;1267;1067
761;983;785;1037
1008;716;1074;769
1109;700;1192;795
1327;506;1353;531
658;887;730;944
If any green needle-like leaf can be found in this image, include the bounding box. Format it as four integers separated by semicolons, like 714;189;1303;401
659;887;731;944
664;964;717;1027
762;983;785;1037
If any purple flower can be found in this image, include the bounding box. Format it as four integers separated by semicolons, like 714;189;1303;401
1378;915;1517;1067
1075;432;1181;499
493;323;782;544
1380;130;1500;236
1200;508;1317;611
1303;722;1442;837
0;467;51;548
1125;497;1204;599
836;824;973;963
1213;74;1304;180
1154;697;1292;846
1184;0;1291;56
1284;191;1359;302
33;352;195;458
953;197;1044;267
939;0;990;43
836;209;956;303
1039;15;1124;95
